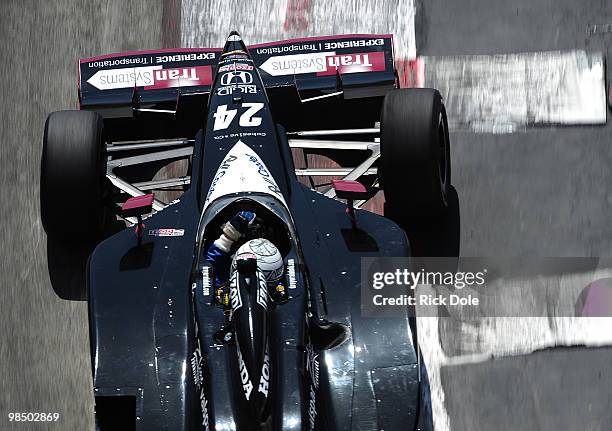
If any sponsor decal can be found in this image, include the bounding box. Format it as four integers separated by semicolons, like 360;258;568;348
216;84;257;96
316;52;385;76
191;346;204;388
229;272;243;312
219;53;250;64
258;51;385;77
305;342;319;431
155;52;215;63
323;38;385;50
148;228;185;237
245;153;281;195
201;266;211;296
256;43;318;55
216;63;257;96
213;131;267;141
258;345;271;397
205;153;238;204
259;52;330;76
287;259;297;289
220;71;253;86
147;66;211;90
86;65;158;89
256;270;269;310
306;343;320;390
86;65;212;90
236;340;254;400
86;52;215;68
218;63;254;72
200;391;210;431
203;141;288;210
87;57;148;69
308;384;317;431
191;338;210;431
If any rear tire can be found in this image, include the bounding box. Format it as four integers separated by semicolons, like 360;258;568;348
46;236;95;300
41;110;106;239
379;88;450;216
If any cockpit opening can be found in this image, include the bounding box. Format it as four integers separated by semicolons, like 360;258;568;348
200;196;294;260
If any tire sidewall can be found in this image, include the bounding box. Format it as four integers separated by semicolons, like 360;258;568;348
40;110;106;239
380;89;450;217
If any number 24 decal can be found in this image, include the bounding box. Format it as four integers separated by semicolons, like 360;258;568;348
213;103;264;131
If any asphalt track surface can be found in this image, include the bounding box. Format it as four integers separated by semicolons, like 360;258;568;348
419;1;612;429
0;1;610;430
0;2;169;430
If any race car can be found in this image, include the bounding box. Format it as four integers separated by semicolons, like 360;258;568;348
40;31;451;431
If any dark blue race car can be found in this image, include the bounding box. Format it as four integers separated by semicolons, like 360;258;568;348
40;31;451;431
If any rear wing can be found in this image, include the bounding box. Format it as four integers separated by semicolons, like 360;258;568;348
78;34;396;116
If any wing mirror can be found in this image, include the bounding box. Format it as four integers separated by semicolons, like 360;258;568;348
332;179;368;201
121;194;155;243
332;180;368;229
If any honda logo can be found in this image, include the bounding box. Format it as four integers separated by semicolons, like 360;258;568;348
220;71;253;86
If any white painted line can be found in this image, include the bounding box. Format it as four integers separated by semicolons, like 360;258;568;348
419;313;612;431
181;0;416;59
417;266;612;431
587;23;612;35
417;311;452;431
421;50;607;132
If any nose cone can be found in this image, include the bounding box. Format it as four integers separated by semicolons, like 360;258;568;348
222;30;249;56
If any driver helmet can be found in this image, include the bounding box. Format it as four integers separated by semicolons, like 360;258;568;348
232;238;284;286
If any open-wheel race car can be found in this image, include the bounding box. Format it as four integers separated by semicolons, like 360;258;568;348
40;31;453;431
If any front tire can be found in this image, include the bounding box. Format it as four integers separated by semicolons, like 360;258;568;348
379;88;450;216
40;110;106;239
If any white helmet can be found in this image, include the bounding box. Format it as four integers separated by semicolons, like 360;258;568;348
232;238;284;285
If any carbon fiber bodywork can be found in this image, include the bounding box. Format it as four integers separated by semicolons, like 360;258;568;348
86;33;433;430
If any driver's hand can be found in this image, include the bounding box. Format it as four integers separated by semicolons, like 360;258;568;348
228;211;256;236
